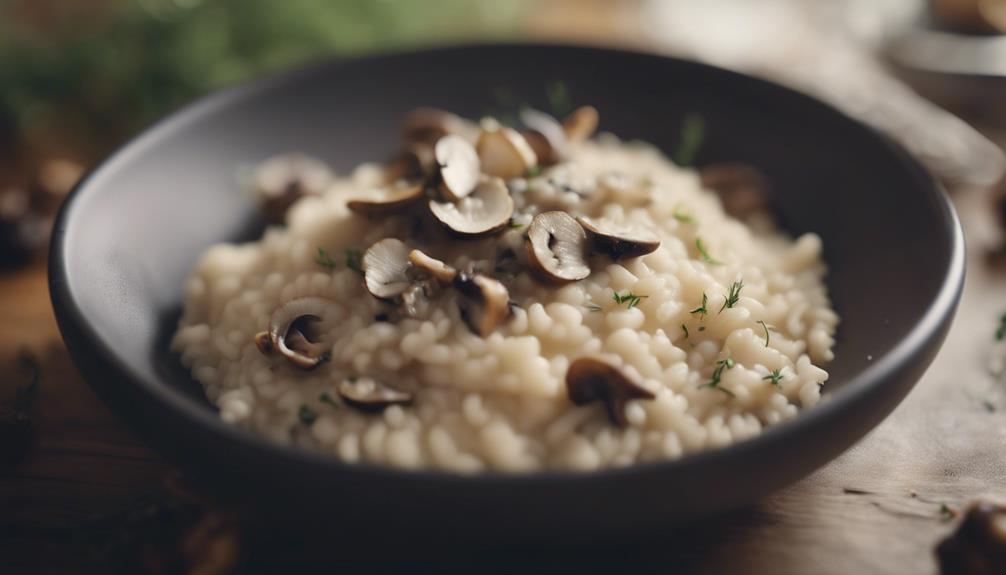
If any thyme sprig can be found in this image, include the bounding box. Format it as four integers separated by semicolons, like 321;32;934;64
612;290;648;309
701;357;735;396
314;247;338;270
763;368;783;387
719;280;743;313
757;320;771;347
695;237;721;265
690;293;709;319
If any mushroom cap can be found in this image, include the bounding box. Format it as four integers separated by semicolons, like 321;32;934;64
408;249;457;284
402;107;474;145
254;153;331;224
576;216;660;260
519;107;570;166
384;142;437;184
453;272;511;337
337;377;413;413
429;177;514;238
265;296;336;369
566;356;655;426
435;135;480;201
525;211;591;284
562;106;599;143
347;183;425;218
363;238;412;299
699;163;773;219
476;119;538;180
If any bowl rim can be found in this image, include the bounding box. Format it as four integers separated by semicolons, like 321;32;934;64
49;41;966;485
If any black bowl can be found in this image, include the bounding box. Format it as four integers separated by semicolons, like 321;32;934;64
50;44;963;546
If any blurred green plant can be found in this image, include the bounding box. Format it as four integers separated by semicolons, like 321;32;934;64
0;0;525;168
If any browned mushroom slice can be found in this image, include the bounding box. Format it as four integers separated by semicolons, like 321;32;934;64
429;178;514;238
576;216;660;260
347;183;425;218
402;107;472;145
937;501;1006;574
260;297;334;369
562;106;599;143
337;377;413;413
519;107;569;166
525;211;590;284
476;120;538;179
699;163;773;219
566;356;655;427
435;135;480;201
453;272;511;337
253;153;331;224
408;249;457;284
384;142;436;183
363;238;412;299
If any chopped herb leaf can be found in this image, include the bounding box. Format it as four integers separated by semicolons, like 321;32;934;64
672;206;695;224
586;303;603;312
314;247;338;270
508;218;525;229
674;113;705;167
701;357;736;395
719;280;744;313
757;320;771;347
298;405;317;425
612;290;649;309
939;503;957;522
524;165;543;178
695;237;721;265
763;368;783;386
690;293;708;318
997;312;1006;341
345;248;363;274
681;324;689;339
319;392;339;409
545;81;572;116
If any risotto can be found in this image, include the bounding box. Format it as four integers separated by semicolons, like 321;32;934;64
171;106;838;473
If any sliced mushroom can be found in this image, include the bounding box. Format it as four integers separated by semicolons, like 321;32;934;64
402;107;473;145
408;249;457;284
337;377;413;413
566;356;655;427
347;183;425;218
937;501;1006;574
576;216;660;260
519;107;569;166
258;297;334;369
453;272;511;337
429;178;514;238
363;238;412;299
562;106;599;143
525;211;590;284
253;153;331;224
476;119;538;179
384;142;436;183
699;163;773;219
435;135;480;201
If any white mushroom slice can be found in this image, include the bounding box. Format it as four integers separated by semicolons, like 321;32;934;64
337;377;413;413
253;153;331;224
435;135;480;201
408;249;457;284
257;296;335;369
519;107;570;166
566;356;655;427
363;238;412;299
429;178;514;238
347;183;425;218
525;211;590;284
576;216;660;260
453;273;511;337
562;106;599;143
476;119;538;179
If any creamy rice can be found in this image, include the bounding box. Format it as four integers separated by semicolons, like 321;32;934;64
172;130;837;473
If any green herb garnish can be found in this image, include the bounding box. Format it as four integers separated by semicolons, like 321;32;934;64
319;392;339;409
695;237;721;265
672;206;695;224
681;324;689;339
612;290;648;309
701;358;735;396
298;405;317;425
545;80;572;116
719;280;744;313
690;293;709;318
508;218;525;229
524;165;543;178
939;503;957;522
314;247;338;270
757;320;771;347
345;248;363;274
763;368;783;387
586;303;603;312
997;312;1006;341
674;113;705;167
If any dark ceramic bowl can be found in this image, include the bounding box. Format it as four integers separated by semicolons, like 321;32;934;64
50;44;963;547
